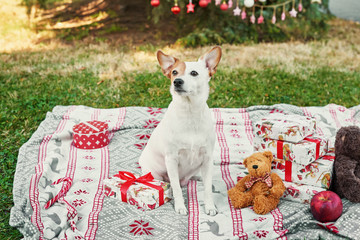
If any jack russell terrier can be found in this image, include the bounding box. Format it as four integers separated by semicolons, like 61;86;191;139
139;46;222;216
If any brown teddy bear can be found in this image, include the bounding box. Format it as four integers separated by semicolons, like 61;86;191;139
331;126;360;202
228;151;286;215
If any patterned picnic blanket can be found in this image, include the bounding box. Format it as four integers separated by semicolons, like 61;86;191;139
10;104;360;240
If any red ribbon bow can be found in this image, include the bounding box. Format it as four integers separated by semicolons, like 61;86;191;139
114;171;164;206
245;172;272;189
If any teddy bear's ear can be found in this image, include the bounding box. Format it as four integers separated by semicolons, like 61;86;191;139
243;157;248;168
263;151;273;163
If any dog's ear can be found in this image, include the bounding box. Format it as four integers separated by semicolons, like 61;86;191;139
157;50;178;79
198;46;222;77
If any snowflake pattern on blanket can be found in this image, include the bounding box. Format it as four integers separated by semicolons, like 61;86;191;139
10;104;360;240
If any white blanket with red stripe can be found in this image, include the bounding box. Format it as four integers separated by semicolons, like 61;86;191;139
10;104;360;240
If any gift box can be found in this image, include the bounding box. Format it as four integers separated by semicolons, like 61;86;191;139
72;120;109;149
272;153;334;189
281;181;326;204
103;171;172;210
254;113;316;143
254;135;328;166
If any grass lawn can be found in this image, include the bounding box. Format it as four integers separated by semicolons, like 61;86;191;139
1;1;360;239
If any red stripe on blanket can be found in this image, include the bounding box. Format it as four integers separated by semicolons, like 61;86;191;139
29;135;49;239
350;108;360;125
29;106;77;239
188;180;199;240
213;109;247;239
85;147;109;239
112;108;127;132
85;107;126;239
328;104;342;128
270;207;288;238
66;144;77;186
84;109;104;239
239;108;253;146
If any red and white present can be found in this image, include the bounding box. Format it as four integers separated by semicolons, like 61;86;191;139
282;181;325;204
254;113;316;143
72;120;109;149
103;171;172;210
254;135;328;166
272;153;334;189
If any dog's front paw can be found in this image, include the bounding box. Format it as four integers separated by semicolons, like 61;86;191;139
205;204;218;216
175;202;188;215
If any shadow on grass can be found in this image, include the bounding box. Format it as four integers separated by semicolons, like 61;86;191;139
30;0;177;45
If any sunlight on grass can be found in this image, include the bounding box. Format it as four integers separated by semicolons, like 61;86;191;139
0;0;60;52
2;18;359;82
46;11;108;30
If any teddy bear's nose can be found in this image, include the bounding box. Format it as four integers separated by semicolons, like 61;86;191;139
252;165;258;169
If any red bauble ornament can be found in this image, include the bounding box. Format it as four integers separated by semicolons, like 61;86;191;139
150;0;160;7
220;2;228;11
199;0;209;7
171;5;181;14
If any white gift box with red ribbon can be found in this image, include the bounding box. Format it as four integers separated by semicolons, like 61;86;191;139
254;113;317;143
281;181;326;204
254;135;328;166
103;171;172;210
72;120;110;149
272;153;334;189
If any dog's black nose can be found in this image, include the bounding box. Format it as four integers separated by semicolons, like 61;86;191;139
252;165;258;169
173;78;184;87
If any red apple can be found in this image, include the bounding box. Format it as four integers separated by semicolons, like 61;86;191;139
310;191;343;223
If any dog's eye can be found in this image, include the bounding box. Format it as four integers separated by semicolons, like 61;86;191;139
190;71;198;77
172;70;178;75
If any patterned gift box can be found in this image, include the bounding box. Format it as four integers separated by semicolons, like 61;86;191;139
281;181;326;204
72;120;110;149
103;171;172;210
272;153;334;189
254;135;328;166
254;113;316;143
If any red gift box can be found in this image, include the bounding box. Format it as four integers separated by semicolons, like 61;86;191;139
72;120;109;149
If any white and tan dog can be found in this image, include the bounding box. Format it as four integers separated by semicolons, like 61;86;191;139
139;46;222;216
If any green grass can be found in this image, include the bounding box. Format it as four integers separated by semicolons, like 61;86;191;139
1;55;360;238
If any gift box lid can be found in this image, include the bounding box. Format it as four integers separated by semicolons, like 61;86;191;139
254;113;316;143
73;120;109;134
257;114;316;130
